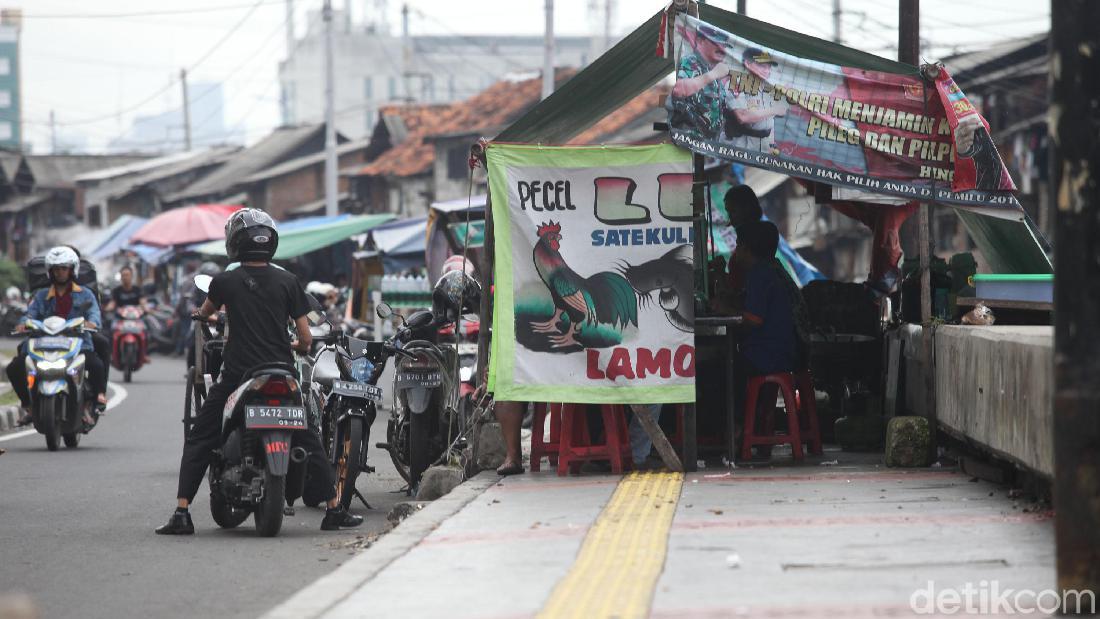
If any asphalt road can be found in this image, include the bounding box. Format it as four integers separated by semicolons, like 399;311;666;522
0;355;408;619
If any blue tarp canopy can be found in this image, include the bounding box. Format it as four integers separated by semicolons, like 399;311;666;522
84;215;149;261
362;217;428;272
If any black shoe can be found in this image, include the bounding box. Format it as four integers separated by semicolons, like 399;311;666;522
321;507;363;531
155;510;195;535
16;409;32;426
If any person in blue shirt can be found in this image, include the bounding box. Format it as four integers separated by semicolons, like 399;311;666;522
738;221;798;375
7;246;108;427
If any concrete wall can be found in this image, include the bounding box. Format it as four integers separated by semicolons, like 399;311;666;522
893;324;1054;477
934;325;1053;477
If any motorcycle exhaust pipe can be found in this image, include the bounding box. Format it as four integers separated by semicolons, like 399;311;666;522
285;447;309;503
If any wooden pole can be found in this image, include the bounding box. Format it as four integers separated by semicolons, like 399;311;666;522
1051;0;1100;601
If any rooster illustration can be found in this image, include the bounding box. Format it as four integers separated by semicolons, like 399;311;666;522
530;221;638;348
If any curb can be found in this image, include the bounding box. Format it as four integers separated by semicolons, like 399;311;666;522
262;472;499;619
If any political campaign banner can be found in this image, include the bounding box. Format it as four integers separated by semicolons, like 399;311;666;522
667;14;1019;210
486;144;695;404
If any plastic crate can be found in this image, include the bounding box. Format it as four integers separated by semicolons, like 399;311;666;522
972;274;1053;303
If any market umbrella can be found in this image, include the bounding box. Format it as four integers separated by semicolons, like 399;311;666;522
128;203;243;247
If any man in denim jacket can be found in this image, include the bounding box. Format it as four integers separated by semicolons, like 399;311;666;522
7;246;107;427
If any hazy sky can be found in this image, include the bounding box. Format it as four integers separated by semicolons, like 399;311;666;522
18;0;1049;153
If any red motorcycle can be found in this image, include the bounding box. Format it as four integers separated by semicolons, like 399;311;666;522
112;305;148;383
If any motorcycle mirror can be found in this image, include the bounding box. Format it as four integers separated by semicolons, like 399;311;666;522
406;310;435;329
305;294;327;327
194;274;213;293
375;302;393;320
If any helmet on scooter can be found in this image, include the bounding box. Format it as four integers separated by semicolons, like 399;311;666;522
44;246;80;282
4;286;20;302
224;208;278;262
431;269;481;323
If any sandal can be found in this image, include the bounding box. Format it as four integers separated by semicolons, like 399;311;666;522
496;463;525;476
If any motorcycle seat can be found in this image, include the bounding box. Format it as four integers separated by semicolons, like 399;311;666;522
310;351;340;387
241;361;298;381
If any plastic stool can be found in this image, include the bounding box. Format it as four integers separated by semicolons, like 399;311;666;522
557;404;632;476
740;372;804;461
794;370;824;456
529;403;562;472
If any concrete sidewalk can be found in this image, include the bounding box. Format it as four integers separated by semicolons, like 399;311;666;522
267;456;1055;619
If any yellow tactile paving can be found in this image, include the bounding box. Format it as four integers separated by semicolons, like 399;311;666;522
537;471;684;619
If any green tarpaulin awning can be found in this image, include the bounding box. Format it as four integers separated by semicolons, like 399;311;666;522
194;214;395;260
495;2;1050;274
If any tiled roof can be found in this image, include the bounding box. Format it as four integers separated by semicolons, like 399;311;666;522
354;69;578;178
568;86;668;145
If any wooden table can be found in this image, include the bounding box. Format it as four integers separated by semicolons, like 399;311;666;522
695;315;744;463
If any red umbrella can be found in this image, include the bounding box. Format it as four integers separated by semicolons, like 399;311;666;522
128;204;243;247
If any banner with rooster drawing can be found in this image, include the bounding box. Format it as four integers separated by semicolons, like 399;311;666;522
485;144;695;404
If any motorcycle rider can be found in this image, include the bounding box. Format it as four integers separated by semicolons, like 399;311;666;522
156;209;363;535
104;265;147;313
6;246;108;427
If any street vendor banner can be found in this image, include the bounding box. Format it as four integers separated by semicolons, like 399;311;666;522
486;144;694;404
668;14;1019;210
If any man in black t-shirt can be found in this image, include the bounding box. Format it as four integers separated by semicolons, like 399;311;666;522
104;265;145;313
157;209;362;535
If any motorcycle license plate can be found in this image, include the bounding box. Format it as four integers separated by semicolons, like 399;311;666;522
34;337;73;350
332;380;383;402
244;405;308;430
396;371;442;388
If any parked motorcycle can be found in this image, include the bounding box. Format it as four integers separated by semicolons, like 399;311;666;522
374;303;466;491
111;305;147;383
143;300;177;354
301;325;392;509
0;287;26;337
17;316;98;451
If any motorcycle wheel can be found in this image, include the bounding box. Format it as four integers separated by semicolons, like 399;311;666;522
387;417;412;484
254;469;286;537
39;395;62;452
409;410;431;489
337;417;365;509
210;491;249;529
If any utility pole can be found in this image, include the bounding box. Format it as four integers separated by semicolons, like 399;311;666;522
603;0;613;53
401;3;411;102
898;0;934;431
285;0;295;58
542;0;554;100
322;0;338;216
832;0;842;44
48;110;56;154
737;0;746;15
180;68;192;151
1051;0;1100;601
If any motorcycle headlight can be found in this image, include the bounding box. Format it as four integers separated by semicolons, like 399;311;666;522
349;358;373;383
35;358;67;371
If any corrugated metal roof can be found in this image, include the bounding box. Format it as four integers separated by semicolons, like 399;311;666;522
242;139;370;184
0;191;52;213
85;147;240;204
165;124;327;203
24;155;150;190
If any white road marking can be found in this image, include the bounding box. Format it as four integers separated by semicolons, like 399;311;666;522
0;381;129;443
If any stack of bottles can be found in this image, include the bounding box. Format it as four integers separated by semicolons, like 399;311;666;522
380;274;432;309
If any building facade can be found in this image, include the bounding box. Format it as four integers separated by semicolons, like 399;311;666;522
279;8;596;140
0;9;21;151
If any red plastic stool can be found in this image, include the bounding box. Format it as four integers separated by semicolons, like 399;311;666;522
794;370;824;456
740;372;804;461
529;403;562;472
556;404;632;476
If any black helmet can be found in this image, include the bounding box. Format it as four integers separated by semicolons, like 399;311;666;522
225;208;278;262
431;270;481;323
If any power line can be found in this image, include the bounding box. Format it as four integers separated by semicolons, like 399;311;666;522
43;0;271;127
19;1;283;20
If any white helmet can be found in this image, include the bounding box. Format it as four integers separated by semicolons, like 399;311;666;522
4;286;20;301
45;246;80;279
